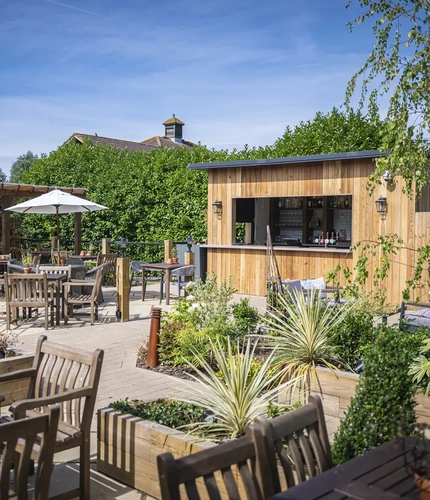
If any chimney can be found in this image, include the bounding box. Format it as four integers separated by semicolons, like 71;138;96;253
163;114;184;143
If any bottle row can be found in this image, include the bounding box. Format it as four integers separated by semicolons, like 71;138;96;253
309;230;347;245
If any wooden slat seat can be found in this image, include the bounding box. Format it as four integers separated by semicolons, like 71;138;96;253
5;273;55;330
0;335;104;500
0;405;60;500
157;426;269;500
63;268;103;325
251;394;332;498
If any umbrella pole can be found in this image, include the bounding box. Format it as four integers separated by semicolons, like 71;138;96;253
56;207;60;263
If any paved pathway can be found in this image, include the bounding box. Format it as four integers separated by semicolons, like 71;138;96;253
4;284;340;498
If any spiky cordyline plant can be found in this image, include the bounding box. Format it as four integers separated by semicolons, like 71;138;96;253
263;288;354;402
178;338;297;439
409;339;430;395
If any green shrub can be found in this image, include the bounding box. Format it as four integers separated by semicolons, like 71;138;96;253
230;298;260;343
109;398;206;428
331;325;424;465
328;310;375;368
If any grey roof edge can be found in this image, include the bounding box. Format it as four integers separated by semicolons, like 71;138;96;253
187;149;387;170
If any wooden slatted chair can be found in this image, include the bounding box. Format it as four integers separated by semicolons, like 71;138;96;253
95;254;118;282
63;268;103;325
5;273;55;331
0;335;104;500
0;405;60;500
252;394;332;497
157;427;268;500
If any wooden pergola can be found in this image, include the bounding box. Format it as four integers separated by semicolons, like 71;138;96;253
0;183;86;254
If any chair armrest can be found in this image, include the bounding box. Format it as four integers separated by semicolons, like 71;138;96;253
0;368;37;384
10;387;94;417
63;280;95;288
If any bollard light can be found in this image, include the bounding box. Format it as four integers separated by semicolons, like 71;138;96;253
186;235;193;252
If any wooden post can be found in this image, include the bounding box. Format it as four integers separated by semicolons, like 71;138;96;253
164;240;172;263
116;257;130;322
147;307;161;367
184;251;195;266
51;237;58;250
74;213;81;255
2;196;11;254
102;238;111;254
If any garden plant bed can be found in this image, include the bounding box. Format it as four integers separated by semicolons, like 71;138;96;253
98;407;239;499
0;352;34;406
280;367;430;425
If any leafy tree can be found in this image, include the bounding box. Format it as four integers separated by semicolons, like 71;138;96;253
0;168;6;182
9;151;39;183
345;0;430;195
272;108;384;157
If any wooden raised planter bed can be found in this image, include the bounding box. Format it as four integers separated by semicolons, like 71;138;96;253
278;367;430;424
98;407;218;499
0;352;34;406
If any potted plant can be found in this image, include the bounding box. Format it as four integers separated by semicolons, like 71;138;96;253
87;245;95;256
22;251;33;273
80;249;86;256
171;246;178;263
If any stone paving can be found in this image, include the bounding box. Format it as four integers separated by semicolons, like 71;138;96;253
3;284;341;498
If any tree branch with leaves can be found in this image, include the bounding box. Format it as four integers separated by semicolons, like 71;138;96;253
346;0;430;196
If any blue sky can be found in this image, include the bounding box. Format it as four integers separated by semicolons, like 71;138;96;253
0;0;376;176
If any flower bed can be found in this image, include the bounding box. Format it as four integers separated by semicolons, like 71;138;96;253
0;352;34;406
279;367;430;425
97;407;218;499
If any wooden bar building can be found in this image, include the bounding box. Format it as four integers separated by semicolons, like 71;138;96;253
0;183;86;254
189;150;430;303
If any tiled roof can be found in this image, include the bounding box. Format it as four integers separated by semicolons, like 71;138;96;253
70;133;155;152
162;116;185;126
140;135;194;148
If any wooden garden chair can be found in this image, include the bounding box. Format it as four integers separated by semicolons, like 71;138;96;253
0;405;60;500
5;273;55;331
252;394;332;497
157;426;268;500
63;268;103;325
95;253;118;284
0;335;104;500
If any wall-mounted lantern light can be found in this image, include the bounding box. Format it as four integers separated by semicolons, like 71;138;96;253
115;236;129;258
375;196;387;216
186;236;193;252
212;200;223;216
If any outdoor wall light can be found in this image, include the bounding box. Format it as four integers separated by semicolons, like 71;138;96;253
375;196;387;216
115;236;128;258
212;200;223;215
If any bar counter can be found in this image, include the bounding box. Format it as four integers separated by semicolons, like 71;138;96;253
201;244;351;254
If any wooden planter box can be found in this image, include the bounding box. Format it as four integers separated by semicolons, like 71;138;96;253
279;367;430;424
98;408;219;499
0;353;34;407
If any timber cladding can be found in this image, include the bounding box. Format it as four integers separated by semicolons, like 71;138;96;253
0;353;34;406
98;408;249;500
206;158;430;303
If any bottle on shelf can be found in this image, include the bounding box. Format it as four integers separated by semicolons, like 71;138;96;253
278;199;282;208
316;217;320;226
344;197;349;208
317;198;323;208
307;199;312;208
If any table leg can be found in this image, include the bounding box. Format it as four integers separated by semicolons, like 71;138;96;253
165;270;171;305
55;283;60;325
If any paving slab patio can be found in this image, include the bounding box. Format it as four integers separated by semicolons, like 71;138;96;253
3;283;339;498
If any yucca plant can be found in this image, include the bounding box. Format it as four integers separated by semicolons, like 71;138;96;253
178;338;297;439
263;288;354;402
409;338;430;394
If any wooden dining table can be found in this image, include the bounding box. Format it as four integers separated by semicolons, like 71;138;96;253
141;262;184;305
270;437;424;500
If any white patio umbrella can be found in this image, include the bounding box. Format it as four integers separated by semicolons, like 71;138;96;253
6;189;108;248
